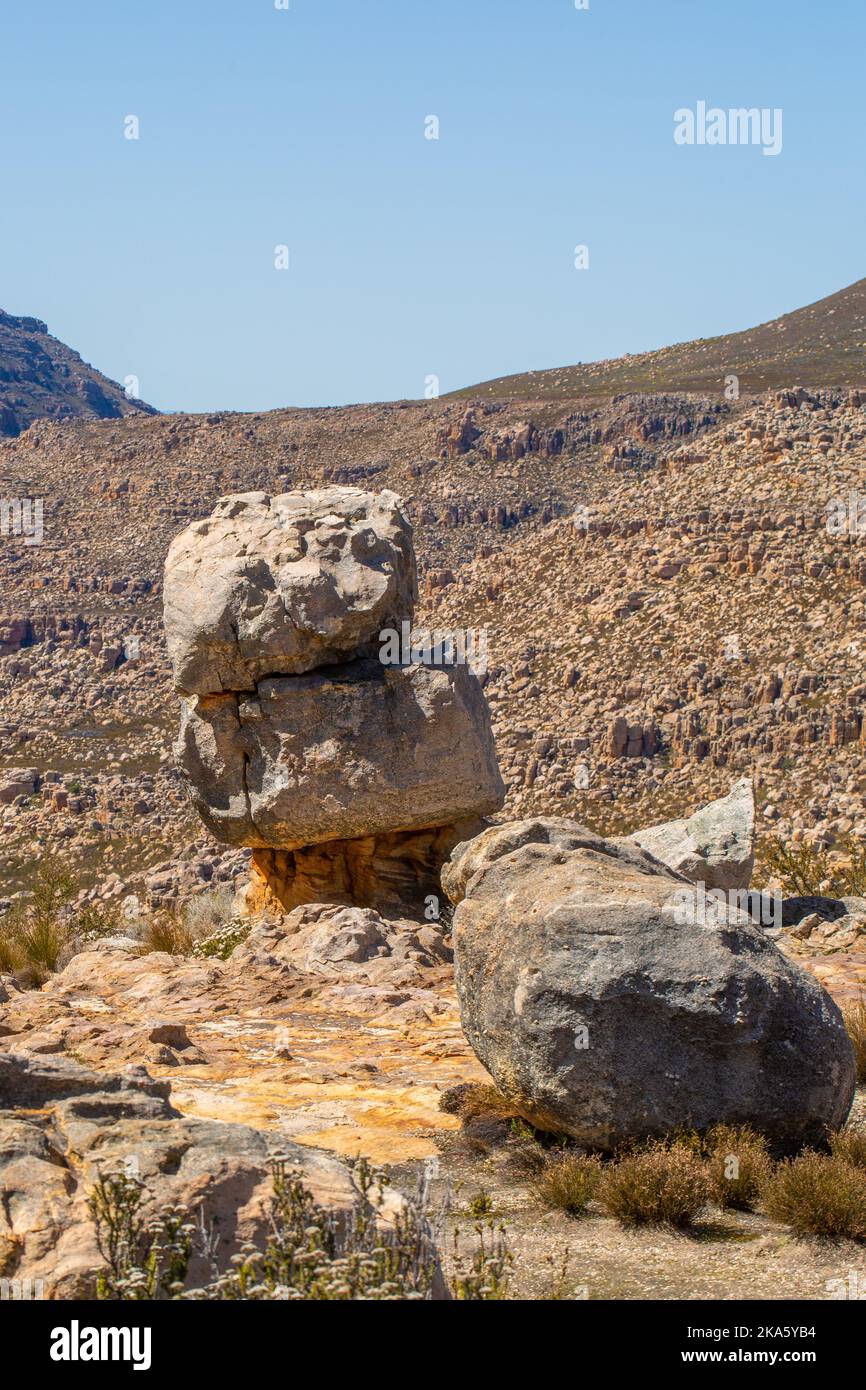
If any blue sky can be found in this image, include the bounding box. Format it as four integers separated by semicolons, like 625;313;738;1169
1;0;863;411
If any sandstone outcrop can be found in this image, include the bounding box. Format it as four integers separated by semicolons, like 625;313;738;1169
245;821;480;915
447;817;855;1150
0;1049;402;1298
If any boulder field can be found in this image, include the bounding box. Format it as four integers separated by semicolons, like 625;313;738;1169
0;485;858;1294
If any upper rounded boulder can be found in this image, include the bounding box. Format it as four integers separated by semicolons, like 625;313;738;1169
163;487;417;695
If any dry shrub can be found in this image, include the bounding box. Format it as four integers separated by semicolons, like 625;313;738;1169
762;1153;866;1240
599;1141;709;1229
182;887;236;939
536;1153;602;1215
842;997;866;1085
829;1127;866;1173
440;1083;521;1122
704;1124;773;1211
142;910;193;957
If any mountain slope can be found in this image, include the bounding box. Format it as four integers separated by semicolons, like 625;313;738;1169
0;309;157;437
449;277;866;403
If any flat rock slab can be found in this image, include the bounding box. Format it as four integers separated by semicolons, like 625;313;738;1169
0;1050;403;1298
0;909;486;1176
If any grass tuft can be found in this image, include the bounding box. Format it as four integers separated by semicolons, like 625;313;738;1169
842;997;866;1085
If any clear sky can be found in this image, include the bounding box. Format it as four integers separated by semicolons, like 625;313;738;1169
1;0;863;412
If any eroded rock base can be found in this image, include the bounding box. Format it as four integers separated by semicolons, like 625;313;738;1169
245;821;482;916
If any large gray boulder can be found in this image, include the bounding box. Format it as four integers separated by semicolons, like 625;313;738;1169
164;487;416;696
622;778;755;890
448;818;855;1151
176;657;504;849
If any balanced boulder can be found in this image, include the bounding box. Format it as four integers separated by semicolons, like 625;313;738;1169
164;487;504;907
176;658;503;849
447;817;855;1150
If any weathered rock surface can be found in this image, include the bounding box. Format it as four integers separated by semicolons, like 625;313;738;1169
163;487;417;696
0;1049;401;1298
246;821;481;915
622;778;755;890
176;658;504;850
232;903;453;981
448;817;855;1150
0;909;482;1168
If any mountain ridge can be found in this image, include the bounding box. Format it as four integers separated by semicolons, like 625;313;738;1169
447;277;866;404
0;308;157;438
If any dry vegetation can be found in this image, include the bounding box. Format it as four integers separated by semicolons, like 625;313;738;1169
443;1083;866;1245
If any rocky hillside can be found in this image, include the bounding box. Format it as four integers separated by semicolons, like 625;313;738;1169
0;309;156;437
452;277;866;402
1;284;866;913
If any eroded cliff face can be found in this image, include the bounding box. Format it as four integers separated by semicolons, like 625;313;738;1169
163;485;504;913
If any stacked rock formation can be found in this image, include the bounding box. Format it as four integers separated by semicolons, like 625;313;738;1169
164;487;505;913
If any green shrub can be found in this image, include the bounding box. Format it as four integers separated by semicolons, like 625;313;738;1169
0;857;77;981
704;1124;773;1211
762;1153;866;1240
74;900;122;944
449;1222;512;1300
191;917;251;960
536;1153;602;1215
199;1158;442;1301
88;1169;194;1300
758;836;866;897
466;1188;494;1219
599;1141;709;1229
